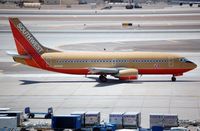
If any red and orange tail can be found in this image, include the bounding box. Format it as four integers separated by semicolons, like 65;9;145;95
9;18;46;56
8;18;58;68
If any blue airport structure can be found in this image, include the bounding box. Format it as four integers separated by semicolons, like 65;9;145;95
93;123;116;131
152;126;164;131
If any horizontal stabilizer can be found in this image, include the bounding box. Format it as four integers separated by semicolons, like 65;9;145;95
6;50;18;56
6;50;31;59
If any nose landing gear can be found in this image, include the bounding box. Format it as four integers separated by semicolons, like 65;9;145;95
171;76;176;82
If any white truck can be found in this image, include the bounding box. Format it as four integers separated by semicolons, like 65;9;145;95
150;114;178;129
123;112;141;129
85;111;100;127
109;112;124;129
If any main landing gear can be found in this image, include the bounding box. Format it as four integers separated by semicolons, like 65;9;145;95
99;75;107;82
171;76;176;82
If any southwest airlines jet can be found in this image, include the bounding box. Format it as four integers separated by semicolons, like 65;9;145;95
8;18;197;82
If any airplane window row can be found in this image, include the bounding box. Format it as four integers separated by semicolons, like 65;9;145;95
57;60;113;63
57;59;169;63
131;59;168;63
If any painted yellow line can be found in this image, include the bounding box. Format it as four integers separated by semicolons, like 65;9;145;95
12;63;21;67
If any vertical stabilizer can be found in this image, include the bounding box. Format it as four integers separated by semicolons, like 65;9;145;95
9;18;46;55
8;17;59;68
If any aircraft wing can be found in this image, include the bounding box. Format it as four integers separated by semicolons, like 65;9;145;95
88;67;131;74
88;67;139;80
89;67;119;74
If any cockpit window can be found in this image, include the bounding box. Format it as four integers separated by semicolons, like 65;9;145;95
179;58;191;63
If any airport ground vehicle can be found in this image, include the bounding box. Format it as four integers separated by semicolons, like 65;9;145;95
171;0;200;7
125;0;142;9
8;18;197;82
24;107;53;119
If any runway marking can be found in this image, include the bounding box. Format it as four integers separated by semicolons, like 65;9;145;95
168;40;178;43
12;63;21;67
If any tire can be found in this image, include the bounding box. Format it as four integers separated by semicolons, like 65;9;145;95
99;75;107;82
45;113;52;119
171;76;176;82
126;5;133;9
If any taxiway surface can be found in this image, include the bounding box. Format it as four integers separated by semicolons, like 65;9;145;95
0;7;200;127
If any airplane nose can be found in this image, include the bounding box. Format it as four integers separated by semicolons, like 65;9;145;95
192;62;197;69
186;60;197;69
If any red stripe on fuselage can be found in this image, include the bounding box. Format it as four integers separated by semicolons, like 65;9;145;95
47;68;89;75
138;68;192;75
39;68;191;75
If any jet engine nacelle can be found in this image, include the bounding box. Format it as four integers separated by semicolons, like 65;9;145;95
117;69;138;80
